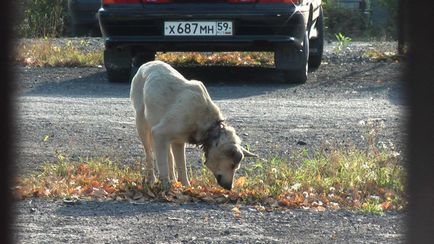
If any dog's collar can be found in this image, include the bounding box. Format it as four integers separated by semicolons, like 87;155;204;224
188;120;224;159
203;119;225;141
199;119;225;162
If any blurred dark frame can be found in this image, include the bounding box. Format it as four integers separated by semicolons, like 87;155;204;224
1;0;434;243
0;0;14;243
404;0;434;242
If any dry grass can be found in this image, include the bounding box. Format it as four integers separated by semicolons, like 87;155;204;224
15;39;103;67
15;39;274;67
13;144;406;214
156;52;274;67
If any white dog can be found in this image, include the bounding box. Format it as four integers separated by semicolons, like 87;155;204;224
130;61;256;190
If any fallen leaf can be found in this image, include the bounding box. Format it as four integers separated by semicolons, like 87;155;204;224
255;204;266;212
234;176;246;188
315;206;326;212
146;189;156;198
92;187;108;198
132;191;143;200
172;181;183;189
161;191;174;202
380;201;392;210
104;186;116;194
231;206;241;219
329;202;340;210
91;180;101;188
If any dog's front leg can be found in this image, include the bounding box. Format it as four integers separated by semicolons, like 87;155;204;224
172;142;190;187
152;128;172;188
168;146;177;181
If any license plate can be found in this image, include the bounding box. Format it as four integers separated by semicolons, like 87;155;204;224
164;21;233;36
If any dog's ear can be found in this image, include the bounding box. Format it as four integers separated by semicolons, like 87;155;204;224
241;147;258;158
223;144;243;164
232;147;243;164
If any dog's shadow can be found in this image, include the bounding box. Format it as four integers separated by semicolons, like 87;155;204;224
55;200;222;217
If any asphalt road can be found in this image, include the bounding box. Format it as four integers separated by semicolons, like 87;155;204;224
13;42;406;243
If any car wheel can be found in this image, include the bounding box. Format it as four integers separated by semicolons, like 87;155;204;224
104;48;132;83
132;52;156;67
308;6;324;70
275;31;309;83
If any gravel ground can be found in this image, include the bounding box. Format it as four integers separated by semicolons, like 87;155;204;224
13;39;406;243
14;199;405;243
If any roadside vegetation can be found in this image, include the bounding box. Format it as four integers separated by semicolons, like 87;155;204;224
14;126;406;215
15;39;399;68
15;0;398;40
16;39;103;67
13;0;402;67
15;0;69;38
15;39;274;67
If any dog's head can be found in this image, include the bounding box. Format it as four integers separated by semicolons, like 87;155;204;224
203;124;257;190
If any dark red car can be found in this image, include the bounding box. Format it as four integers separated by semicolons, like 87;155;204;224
98;0;323;83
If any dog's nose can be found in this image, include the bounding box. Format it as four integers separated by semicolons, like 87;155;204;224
220;183;232;191
216;174;232;190
216;174;223;184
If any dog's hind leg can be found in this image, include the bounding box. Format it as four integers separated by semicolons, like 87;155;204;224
135;110;156;184
172;142;190;187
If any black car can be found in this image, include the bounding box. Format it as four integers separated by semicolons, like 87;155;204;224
68;0;101;36
98;0;323;83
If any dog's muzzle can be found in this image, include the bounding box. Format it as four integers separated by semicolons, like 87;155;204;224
216;174;232;190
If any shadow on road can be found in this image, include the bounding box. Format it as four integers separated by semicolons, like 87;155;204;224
55;201;220;217
24;66;299;100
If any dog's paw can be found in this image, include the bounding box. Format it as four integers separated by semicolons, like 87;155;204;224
160;180;172;191
142;174;157;187
181;180;191;188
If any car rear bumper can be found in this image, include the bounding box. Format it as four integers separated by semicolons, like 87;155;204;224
98;3;309;52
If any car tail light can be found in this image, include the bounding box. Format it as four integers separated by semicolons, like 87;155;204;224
228;0;301;3
103;0;301;3
228;0;256;3
103;0;171;4
257;0;301;3
103;0;141;4
142;0;171;3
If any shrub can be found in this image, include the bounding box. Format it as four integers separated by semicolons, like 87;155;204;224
323;1;368;39
15;0;69;38
323;0;398;40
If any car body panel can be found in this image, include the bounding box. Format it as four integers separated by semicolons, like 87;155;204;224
68;0;101;25
98;1;321;52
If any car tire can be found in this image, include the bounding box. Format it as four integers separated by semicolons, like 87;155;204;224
308;7;324;70
275;31;309;83
132;52;156;67
104;48;132;83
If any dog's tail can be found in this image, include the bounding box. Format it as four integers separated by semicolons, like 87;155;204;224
130;62;154;113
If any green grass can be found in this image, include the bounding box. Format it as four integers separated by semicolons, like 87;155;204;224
14;144;406;214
